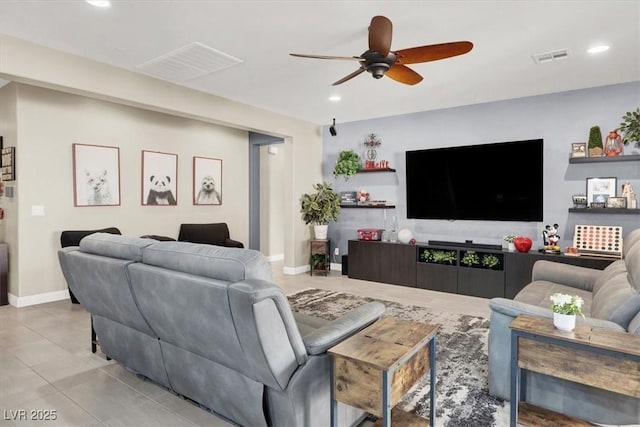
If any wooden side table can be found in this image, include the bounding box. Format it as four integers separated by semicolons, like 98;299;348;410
310;239;330;276
509;315;640;426
328;316;438;427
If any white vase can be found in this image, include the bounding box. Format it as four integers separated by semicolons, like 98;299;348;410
313;224;328;240
508;242;516;251
553;312;576;331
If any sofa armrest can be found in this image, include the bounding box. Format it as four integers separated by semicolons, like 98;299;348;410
224;238;244;248
489;298;624;331
531;260;601;292
301;302;386;355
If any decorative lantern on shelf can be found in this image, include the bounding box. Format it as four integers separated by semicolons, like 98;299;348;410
363;133;381;167
604;130;623;157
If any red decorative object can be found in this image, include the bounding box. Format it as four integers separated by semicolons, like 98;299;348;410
604;130;623;157
513;236;533;253
357;229;383;241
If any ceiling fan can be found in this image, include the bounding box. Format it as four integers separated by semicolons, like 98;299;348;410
290;15;473;86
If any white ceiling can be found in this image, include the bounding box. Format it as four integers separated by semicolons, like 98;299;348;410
0;0;638;125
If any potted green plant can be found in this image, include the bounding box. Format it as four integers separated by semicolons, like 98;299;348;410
460;251;480;267
618;107;640;150
588;125;603;157
333;150;361;180
503;234;517;251
481;254;500;269
300;182;341;239
550;292;585;331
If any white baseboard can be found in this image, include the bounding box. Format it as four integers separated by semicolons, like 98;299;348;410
266;253;285;262
282;265;309;275
8;289;70;307
330;262;343;272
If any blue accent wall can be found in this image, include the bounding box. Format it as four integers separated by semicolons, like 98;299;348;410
323;82;640;256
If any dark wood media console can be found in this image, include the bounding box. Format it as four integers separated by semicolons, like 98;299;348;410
347;240;615;299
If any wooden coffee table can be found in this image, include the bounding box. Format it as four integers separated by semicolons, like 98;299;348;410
328;316;438;427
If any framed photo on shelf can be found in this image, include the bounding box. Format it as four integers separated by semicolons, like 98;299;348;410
606;197;627;209
193;156;222;205
141;150;178;206
571;142;587;158
586;177;616;207
73;143;121;207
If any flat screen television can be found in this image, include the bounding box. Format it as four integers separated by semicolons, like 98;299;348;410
406;139;543;221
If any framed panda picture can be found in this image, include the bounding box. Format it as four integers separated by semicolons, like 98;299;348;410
141;150;178;206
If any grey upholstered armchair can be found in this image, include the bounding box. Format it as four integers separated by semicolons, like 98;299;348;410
178;222;243;248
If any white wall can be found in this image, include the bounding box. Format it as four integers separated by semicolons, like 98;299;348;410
260;145;285;260
5;83;249;300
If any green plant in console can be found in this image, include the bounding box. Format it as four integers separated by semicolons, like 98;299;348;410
461;251;480;267
333;150;361;180
481;254;500;269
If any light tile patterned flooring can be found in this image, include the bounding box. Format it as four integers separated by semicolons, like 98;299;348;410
0;262;492;427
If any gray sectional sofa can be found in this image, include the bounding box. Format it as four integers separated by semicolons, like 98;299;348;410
58;233;385;427
488;228;640;425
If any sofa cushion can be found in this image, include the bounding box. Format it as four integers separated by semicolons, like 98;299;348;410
626;244;640;291
591;272;640;329
515;281;593;316
624;228;640;258
592;260;627;297
142;241;273;283
79;233;154;261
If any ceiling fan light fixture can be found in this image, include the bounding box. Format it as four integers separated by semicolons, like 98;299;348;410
368;63;390;79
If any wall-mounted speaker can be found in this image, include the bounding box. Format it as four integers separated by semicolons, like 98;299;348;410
329;118;337;136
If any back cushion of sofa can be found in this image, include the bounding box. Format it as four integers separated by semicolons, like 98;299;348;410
591;272;640;329
592;259;627;297
80;233;154;261
142;241;273;283
625;244;640;291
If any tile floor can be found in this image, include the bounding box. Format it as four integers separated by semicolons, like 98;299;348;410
0;262;492;426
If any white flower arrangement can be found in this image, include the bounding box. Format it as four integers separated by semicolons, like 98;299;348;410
550;293;584;316
503;234;517;243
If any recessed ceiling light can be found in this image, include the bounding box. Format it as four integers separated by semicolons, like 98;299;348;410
328;95;341;102
86;0;111;7
587;45;610;54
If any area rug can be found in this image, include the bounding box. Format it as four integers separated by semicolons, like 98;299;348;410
287;288;509;427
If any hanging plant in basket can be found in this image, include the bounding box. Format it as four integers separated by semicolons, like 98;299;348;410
333;150;361;180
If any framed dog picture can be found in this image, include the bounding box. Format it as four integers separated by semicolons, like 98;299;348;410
193;156;222;205
73;143;121;207
141;150;178;206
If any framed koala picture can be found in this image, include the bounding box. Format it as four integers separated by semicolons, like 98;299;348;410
73;143;121;207
141;150;178;206
193;156;222;205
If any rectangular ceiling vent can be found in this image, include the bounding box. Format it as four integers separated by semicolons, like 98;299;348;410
532;49;569;64
136;42;243;82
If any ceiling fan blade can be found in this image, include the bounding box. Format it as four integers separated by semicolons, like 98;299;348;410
332;67;366;86
368;15;392;56
385;64;423;85
395;41;473;65
290;53;364;61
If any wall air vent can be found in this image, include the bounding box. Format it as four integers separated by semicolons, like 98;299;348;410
136;42;243;82
532;49;569;64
